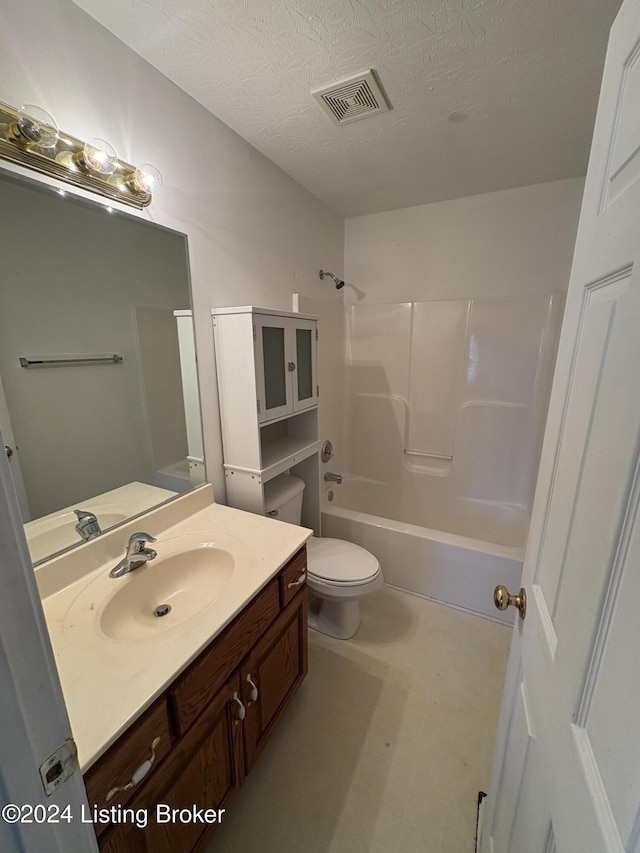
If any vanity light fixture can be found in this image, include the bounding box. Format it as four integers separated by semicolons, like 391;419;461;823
0;100;162;209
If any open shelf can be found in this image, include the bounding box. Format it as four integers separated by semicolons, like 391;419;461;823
261;438;322;482
259;408;318;480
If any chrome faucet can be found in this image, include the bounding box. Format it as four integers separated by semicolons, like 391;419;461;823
74;509;102;541
110;532;157;578
323;472;343;484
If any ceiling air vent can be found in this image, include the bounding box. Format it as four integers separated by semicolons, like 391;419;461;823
312;69;391;126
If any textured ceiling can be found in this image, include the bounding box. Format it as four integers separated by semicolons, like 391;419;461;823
73;0;622;217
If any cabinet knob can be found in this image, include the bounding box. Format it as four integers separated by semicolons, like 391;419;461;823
105;736;162;802
246;674;258;703
232;691;246;722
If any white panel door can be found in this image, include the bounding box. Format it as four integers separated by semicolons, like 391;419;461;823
481;1;640;850
0;432;98;852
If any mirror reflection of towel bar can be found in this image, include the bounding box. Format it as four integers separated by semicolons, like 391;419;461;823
20;354;123;368
404;449;453;461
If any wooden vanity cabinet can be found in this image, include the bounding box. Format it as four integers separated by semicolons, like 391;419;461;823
170;577;281;737
84;698;173;831
99;675;243;853
241;589;307;774
89;546;307;853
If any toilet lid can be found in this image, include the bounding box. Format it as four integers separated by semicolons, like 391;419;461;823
306;537;380;583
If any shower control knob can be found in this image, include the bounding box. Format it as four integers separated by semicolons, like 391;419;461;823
494;585;527;620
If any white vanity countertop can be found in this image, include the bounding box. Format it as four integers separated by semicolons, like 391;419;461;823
40;498;310;772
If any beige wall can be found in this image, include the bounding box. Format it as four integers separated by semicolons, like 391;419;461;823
0;0;344;502
344;178;584;303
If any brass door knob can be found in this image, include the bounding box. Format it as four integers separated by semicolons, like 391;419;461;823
494;585;527;619
4;445;13;459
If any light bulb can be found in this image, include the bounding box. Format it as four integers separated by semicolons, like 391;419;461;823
131;163;163;194
16;104;59;149
82;137;118;175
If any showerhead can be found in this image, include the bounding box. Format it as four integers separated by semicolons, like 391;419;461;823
319;269;345;289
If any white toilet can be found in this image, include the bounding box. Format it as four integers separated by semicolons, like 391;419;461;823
264;474;383;639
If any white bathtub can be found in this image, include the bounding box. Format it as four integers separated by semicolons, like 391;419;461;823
321;478;526;624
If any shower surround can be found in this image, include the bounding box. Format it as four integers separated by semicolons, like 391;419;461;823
322;294;563;621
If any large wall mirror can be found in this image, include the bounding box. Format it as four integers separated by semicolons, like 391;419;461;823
0;167;206;565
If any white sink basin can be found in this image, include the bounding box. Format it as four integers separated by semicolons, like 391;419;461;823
63;531;246;646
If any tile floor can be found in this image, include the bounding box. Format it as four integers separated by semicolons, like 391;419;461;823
206;586;511;853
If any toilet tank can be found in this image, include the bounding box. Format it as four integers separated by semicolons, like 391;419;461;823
264;474;305;524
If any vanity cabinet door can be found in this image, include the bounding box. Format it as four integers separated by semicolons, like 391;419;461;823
241;588;308;774
99;675;244;853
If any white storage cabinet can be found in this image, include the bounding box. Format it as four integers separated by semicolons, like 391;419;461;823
212;306;321;531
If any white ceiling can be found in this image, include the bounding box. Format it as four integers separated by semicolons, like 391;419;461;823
74;0;621;218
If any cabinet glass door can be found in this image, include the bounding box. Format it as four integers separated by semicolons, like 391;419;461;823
292;320;317;412
263;327;287;410
296;329;313;401
255;318;291;423
254;315;316;422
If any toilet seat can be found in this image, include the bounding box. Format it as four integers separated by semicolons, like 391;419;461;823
306;536;380;585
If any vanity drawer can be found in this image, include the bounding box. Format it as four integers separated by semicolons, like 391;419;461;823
171;577;280;736
84;697;172;834
279;546;307;608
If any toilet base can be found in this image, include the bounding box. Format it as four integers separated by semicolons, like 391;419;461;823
307;593;361;640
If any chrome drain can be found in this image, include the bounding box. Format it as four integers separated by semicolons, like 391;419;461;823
154;604;171;618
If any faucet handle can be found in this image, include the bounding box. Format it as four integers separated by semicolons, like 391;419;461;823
129;532;157;543
74;509;96;522
128;532;157;553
